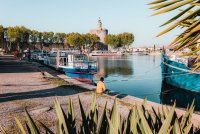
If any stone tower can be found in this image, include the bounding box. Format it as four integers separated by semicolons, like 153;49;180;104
90;18;108;43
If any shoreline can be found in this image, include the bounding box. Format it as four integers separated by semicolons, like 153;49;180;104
0;55;200;132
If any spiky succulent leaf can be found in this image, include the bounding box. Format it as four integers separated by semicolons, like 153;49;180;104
54;98;69;134
0;125;7;134
78;96;90;134
25;108;40;134
106;112;118;134
173;119;182;134
14;117;26;134
158;103;176;134
136;105;153;134
96;102;108;134
110;98;120;132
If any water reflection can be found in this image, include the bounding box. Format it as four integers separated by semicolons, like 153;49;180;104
91;56;133;78
90;55;200;110
90;55;162;103
160;80;200;111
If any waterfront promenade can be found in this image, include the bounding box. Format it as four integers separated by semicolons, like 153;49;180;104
0;55;200;132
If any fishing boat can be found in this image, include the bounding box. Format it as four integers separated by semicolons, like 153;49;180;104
160;81;200;110
161;54;200;92
44;49;97;82
89;50;123;56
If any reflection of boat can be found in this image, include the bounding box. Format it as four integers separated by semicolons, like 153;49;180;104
89;50;123;56
91;56;133;79
161;54;200;92
44;49;97;82
160;81;200;111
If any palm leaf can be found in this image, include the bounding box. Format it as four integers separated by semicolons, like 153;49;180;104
152;0;194;16
161;5;194;26
150;0;182;10
148;0;167;5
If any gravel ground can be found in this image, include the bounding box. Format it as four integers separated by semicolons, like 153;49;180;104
0;55;130;133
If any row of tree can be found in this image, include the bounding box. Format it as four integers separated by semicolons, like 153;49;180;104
105;32;134;49
0;25;134;53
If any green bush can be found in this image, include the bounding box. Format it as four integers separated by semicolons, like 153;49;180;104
1;94;199;134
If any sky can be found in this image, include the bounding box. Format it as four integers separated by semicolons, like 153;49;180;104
0;0;181;47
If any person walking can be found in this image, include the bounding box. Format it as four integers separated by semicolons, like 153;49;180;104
96;77;106;94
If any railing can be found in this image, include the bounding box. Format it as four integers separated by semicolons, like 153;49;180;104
59;61;98;71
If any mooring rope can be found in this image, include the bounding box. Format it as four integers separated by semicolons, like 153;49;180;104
100;72;192;83
162;61;200;74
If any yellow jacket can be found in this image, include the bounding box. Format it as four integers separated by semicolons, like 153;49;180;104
96;81;106;93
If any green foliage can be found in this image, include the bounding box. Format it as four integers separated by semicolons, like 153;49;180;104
118;32;134;47
104;34;121;48
0;25;4;44
149;0;200;70
43;32;54;44
105;33;134;48
7;26;30;44
54;33;66;44
1;94;200;134
83;33;99;45
65;32;84;48
30;30;39;44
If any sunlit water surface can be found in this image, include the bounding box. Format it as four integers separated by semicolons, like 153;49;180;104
91;55;162;103
90;55;200;110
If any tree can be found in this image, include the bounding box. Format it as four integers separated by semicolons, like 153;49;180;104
30;30;39;49
104;34;120;49
65;32;84;49
7;26;19;52
149;0;200;69
0;25;3;45
19;26;30;52
82;33;99;51
43;32;54;45
118;32;134;47
83;33;99;45
54;32;66;48
6;26;30;52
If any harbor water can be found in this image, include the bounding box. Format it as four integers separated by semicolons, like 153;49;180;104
91;55;200;110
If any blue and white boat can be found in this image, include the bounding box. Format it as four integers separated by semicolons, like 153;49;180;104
161;54;200;92
44;49;97;82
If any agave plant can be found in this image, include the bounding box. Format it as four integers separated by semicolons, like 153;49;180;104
149;0;200;70
0;94;199;133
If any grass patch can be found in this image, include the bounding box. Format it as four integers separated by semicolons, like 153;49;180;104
44;76;71;86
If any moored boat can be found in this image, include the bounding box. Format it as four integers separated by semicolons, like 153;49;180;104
161;54;200;92
89;50;123;56
44;49;97;82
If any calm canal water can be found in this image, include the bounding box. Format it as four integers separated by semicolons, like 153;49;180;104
91;55;162;103
91;55;200;110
